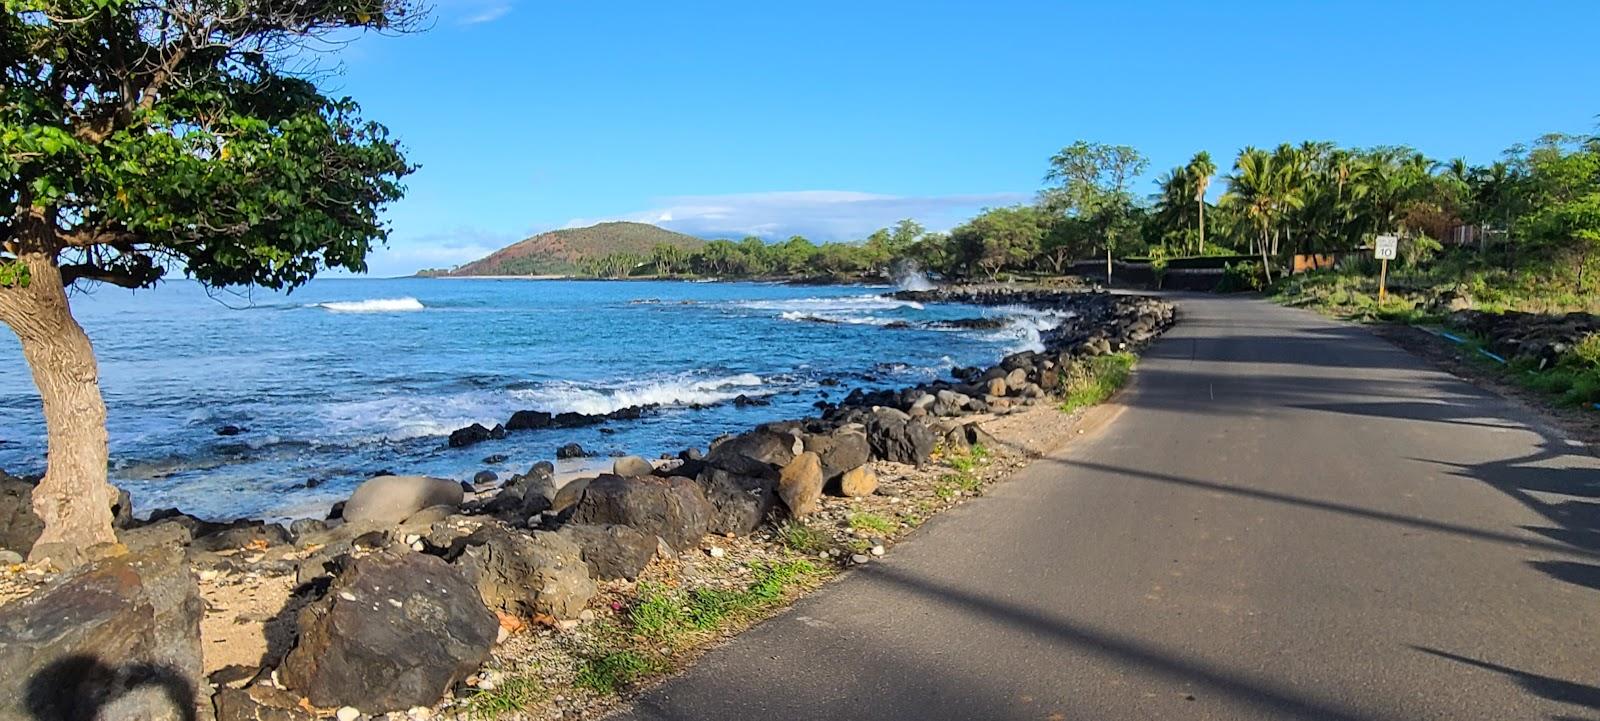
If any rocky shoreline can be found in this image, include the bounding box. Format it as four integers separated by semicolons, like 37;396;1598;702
0;286;1176;721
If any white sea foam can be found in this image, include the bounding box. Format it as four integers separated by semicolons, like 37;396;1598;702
512;373;767;416
314;297;426;313
778;311;899;326
735;295;924;313
987;306;1077;354
316;372;770;442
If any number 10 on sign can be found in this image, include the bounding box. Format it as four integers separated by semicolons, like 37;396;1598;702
1374;235;1398;301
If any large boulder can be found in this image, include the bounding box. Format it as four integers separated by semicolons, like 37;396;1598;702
777;451;825;517
557;523;656;581
447;422;505;449
703;429;799;479
280;549;497;713
455;524;596;619
341;475;464;527
572;475;713;551
865;410;936;466
695;468;778;536
0;545;207;721
801;427;870;482
551;476;593;514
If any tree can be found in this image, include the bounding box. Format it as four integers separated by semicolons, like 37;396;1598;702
1043;141;1148;283
1;0;418;563
1518;133;1600;290
650;243;686;275
1187;151;1216;253
1222;147;1296;283
949;205;1045;279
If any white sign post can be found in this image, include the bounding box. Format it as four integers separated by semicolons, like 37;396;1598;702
1374;234;1399;301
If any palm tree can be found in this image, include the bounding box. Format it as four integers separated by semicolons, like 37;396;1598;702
1223;147;1304;283
1186;151;1216;254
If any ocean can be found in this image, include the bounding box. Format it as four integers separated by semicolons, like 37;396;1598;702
0;278;1068;521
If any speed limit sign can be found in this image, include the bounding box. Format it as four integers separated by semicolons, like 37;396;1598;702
1375;235;1399;260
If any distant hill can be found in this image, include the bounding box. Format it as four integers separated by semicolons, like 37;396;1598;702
437;222;706;276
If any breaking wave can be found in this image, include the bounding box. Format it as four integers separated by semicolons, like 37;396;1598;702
313;297;426;313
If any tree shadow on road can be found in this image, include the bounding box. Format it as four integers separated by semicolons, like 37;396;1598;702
1415;647;1600;716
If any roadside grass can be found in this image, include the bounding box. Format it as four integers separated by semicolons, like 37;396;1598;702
1059;353;1137;413
775;520;831;554
847;512;897;535
576;559;829;696
460;675;545;718
1276;270;1600;409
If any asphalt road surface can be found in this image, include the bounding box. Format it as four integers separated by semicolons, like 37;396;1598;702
612;294;1600;721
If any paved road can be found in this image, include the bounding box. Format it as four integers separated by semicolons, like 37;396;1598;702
613;295;1600;721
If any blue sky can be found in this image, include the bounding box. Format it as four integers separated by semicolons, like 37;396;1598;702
330;1;1600;276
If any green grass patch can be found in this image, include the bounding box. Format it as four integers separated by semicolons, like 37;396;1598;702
460;675;544;718
573;650;663;695
775;520;830;554
620;559;825;654
1059;353;1136;413
847;512;896;535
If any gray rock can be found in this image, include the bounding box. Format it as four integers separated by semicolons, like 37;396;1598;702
1005;367;1028;391
281;549;496;712
193;521;290;552
0;549;21;565
456;525;596;620
932;390;972;417
572;475;713;551
558;523;656;581
612;455;654;478
556;443;590;459
288;518;328;542
695;468;778;536
703;429;799;479
865;411;936;466
117;520;194;554
0;545;206;721
342;475;464;527
777;451;824;517
801;427;871;482
0;475;44;555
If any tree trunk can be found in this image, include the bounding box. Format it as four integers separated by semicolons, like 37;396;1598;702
1197;199;1206;255
0;251;117;564
1259;230;1275;284
1104;244;1112;285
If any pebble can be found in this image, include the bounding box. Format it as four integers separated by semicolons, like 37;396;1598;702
0;550;23;565
197;569;219;582
336;706;361;721
851;554;870;564
578;609;596;622
411;541;425;552
708;546;725;558
870;545;885;556
407;706;433;720
496;626;510;644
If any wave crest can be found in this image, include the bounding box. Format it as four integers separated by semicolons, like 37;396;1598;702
314;297;426;313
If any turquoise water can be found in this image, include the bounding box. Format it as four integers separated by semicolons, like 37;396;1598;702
0;278;1059;520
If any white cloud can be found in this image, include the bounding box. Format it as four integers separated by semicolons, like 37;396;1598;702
361;227;514;277
439;0;511;25
564;190;1029;242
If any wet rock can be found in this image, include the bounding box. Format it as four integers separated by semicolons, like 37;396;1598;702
558;523;656;581
505;410;553;431
838;466;878;497
695;468;778;536
448;423;505;449
704;429;799;479
572;475;713;551
472;470;498;487
612;455;654;478
556;443;591;459
777;451;825;517
280;549;496;712
0;545;206;721
342;475;464;527
215;424;248;436
455;525;596;620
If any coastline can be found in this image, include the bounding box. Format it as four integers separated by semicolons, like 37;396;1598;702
1;283;1176;721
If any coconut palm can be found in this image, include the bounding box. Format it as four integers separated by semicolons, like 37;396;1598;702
1187;151;1217;254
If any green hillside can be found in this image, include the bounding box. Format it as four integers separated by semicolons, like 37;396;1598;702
441;222;706;276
